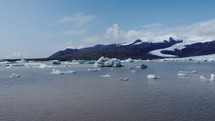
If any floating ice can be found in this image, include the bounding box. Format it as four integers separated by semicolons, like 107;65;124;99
179;70;197;74
210;73;215;81
10;73;21;78
123;58;134;63
120;77;129;81
95;56;122;67
5;59;27;67
16;58;27;63
50;69;77;75
83;60;96;64
178;73;188;76
147;74;160;79
64;60;96;65
100;74;111;78
136;64;147;69
178;70;197;76
88;68;100;72
200;76;207;80
200;73;215;81
24;62;47;68
6;63;25;67
6;65;13;69
51;60;61;65
0;60;9;64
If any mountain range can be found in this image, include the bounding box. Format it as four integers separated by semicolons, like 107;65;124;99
49;37;215;60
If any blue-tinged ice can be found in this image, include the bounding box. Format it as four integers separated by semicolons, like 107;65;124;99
95;56;122;67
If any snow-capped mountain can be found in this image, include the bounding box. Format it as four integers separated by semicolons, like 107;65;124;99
49;37;215;60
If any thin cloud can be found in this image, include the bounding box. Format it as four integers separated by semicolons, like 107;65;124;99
81;19;215;47
50;13;96;37
53;13;95;26
63;29;86;36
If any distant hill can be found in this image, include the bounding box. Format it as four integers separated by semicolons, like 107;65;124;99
49;37;215;60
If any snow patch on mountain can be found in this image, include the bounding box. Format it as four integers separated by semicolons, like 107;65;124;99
149;41;193;57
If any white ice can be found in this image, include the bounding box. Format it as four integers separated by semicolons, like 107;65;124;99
88;68;100;72
95;56;122;67
100;74;111;78
120;77;129;81
147;74;160;79
50;69;77;75
178;73;188;76
200;73;215;81
178;70;197;76
24;62;47;68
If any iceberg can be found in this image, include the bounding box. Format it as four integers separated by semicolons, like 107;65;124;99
51;60;61;65
64;60;96;65
50;69;77;75
5;58;27;67
147;74;160;79
95;56;122;67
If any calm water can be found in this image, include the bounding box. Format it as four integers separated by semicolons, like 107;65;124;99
0;62;215;121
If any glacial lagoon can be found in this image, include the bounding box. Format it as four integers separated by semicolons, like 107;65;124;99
0;61;215;121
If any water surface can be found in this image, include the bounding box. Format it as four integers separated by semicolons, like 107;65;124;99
0;62;215;121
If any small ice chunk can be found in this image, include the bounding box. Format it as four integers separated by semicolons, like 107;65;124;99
147;74;160;79
200;76;207;80
51;60;61;65
124;58;134;63
179;70;197;74
95;56;122;67
10;73;21;78
136;64;147;69
24;63;47;68
88;68;100;72
210;73;215;81
39;64;47;68
100;74;111;78
200;74;215;81
120;77;129;81
178;73;188;76
6;65;13;69
191;70;197;74
50;69;77;75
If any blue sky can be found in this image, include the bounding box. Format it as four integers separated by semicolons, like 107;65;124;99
1;0;215;58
